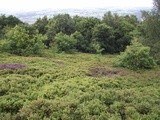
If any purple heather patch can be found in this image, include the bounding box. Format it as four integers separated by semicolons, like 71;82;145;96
0;64;26;70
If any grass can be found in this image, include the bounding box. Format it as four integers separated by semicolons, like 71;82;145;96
0;51;160;120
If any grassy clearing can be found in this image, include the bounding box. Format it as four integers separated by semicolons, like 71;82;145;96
0;51;160;120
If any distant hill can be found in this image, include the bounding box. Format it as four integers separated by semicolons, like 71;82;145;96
0;7;151;24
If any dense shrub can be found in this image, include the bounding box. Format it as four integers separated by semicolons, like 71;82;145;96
46;14;75;47
92;23;115;53
0;52;160;119
0;13;138;54
71;31;88;52
18;99;53;119
141;13;160;64
89;41;104;54
116;40;156;70
2;25;46;56
54;32;77;53
73;16;101;52
0;15;23;38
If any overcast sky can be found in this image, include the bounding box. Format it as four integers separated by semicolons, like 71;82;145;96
0;0;153;11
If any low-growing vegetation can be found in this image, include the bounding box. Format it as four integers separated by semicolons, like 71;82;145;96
0;52;160;119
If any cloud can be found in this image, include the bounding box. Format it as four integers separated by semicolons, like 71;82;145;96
0;0;153;12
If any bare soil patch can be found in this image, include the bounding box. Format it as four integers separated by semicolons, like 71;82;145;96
0;64;26;70
87;67;123;77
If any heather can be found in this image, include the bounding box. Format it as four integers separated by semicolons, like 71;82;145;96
0;51;160;119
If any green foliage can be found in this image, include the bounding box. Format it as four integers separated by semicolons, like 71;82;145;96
103;12;138;30
34;16;49;47
75;17;100;40
0;15;23;30
0;13;139;54
0;50;160;120
3;25;46;56
74;16;101;52
71;31;89;52
0;15;23;38
141;11;160;63
103;12;120;29
47;14;75;44
0;7;160;120
54;32;77;53
103;12;137;53
18;99;54;119
89;41;104;54
0;52;160;119
141;0;160;63
116;40;156;70
34;16;48;35
92;23;115;53
45;14;76;48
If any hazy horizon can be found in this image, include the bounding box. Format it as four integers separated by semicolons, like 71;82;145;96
0;0;153;12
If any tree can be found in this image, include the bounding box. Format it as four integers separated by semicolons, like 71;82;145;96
92;23;115;53
114;20;134;52
71;31;87;52
46;14;75;47
76;17;100;41
73;16;100;52
116;40;156;70
33;17;50;47
22;24;39;37
54;32;77;53
0;15;23;29
141;0;160;63
103;12;121;29
103;12;136;53
0;15;23;38
3;25;46;56
34;16;48;35
47;14;75;36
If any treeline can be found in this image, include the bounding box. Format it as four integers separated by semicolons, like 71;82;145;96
0;12;139;54
0;0;159;64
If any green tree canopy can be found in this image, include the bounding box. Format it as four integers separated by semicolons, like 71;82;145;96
73;16;100;52
46;14;75;47
92;23;115;53
34;16;49;35
116;40;156;70
141;0;160;63
0;15;23;38
54;32;77;53
4;25;46;56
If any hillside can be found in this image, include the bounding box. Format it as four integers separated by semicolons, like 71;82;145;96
0;7;151;23
0;51;160;119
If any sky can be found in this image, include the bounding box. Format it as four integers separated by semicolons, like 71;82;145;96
0;0;153;12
